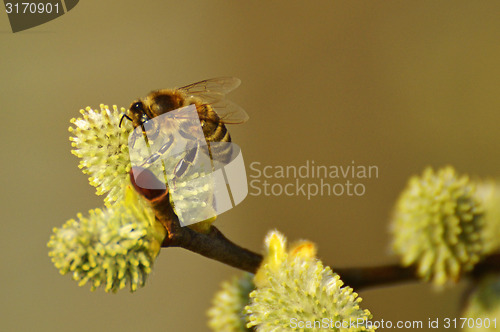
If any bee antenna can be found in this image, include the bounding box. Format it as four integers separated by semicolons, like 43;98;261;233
119;114;132;127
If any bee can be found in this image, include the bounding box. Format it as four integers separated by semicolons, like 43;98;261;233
122;77;248;182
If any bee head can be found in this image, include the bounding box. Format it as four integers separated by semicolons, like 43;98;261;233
121;90;185;128
125;100;149;128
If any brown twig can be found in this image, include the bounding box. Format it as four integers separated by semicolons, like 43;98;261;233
334;264;418;290
130;168;500;290
130;167;263;273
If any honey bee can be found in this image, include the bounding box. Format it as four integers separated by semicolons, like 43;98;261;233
122;77;248;181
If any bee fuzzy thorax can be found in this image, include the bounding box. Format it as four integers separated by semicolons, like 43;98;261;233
144;89;186;116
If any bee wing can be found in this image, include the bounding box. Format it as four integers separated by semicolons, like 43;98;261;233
210;99;249;124
179;77;241;96
179;77;249;124
172;99;249;124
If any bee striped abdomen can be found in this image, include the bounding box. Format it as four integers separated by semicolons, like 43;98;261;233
194;103;233;164
196;103;231;143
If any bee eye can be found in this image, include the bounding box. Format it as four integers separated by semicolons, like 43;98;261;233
131;102;143;111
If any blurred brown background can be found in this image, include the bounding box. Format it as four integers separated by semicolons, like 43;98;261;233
1;1;499;331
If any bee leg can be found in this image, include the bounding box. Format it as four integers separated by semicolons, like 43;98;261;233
139;134;174;169
142;152;161;167
173;142;199;182
158;134;175;154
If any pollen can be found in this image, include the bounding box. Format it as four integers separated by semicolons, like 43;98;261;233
391;166;484;285
69;104;133;206
47;186;166;293
245;230;375;331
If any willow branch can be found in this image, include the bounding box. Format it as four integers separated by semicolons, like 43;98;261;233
324;255;500;290
130;168;263;273
334;265;418;289
130;169;500;290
